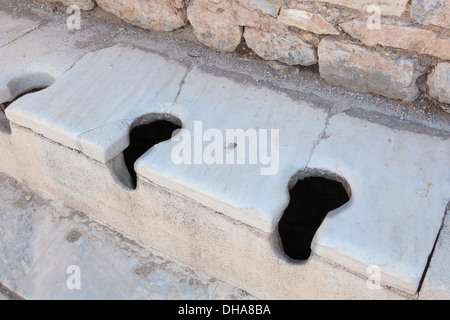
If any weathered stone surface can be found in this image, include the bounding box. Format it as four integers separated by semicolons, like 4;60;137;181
95;0;188;32
0;11;40;48
187;0;279;52
293;0;409;16
341;20;450;60
242;0;280;17
244;27;317;65
6;45;189;164
278;9;340;35
234;0;281;24
318;38;424;100
0;173;253;300
187;0;243;52
410;0;450;28
34;0;95;10
419;212;450;299
428;62;450;106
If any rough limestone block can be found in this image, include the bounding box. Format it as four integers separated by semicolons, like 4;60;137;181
294;0;409;16
318;38;424;101
427;62;450;107
410;0;450;29
34;0;95;10
340;20;450;60
278;9;340;35
187;0;279;52
187;0;244;52
95;0;188;32
244;27;318;65
234;0;281;28
242;0;280;17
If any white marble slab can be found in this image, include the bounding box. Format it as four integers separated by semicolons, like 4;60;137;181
136;68;328;233
0;22;90;104
309;114;450;294
6;45;189;163
0;11;40;48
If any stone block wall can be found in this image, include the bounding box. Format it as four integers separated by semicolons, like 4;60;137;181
36;0;449;107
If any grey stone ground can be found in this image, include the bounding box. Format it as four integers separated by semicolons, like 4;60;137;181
0;172;253;300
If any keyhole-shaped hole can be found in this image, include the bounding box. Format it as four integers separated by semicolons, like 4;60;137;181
123;120;181;189
278;176;350;261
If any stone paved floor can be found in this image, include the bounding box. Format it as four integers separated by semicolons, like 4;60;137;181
0;172;253;300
